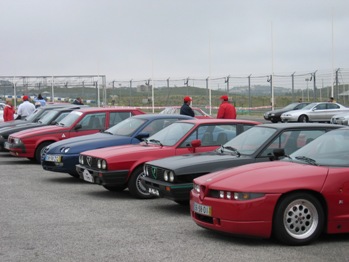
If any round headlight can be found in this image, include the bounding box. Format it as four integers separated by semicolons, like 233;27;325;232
97;159;102;169
164;171;169;181
169;171;174;182
102;160;107;170
79;155;84;164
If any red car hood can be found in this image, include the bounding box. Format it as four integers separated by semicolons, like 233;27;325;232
195;161;329;193
10;125;66;138
82;143;167;159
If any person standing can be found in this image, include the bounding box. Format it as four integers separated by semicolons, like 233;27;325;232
3;100;15;122
34;94;46;108
72;97;84;105
17;95;35;119
180;96;195;117
217;95;237;119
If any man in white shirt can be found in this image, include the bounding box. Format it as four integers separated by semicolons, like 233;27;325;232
17;95;35;119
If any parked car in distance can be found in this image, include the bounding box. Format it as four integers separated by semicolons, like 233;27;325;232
190;127;349;245
159;106;212;118
280;102;349;123
76;119;260;199
263;102;310;123
0;103;75;128
0;102;5;123
0;106;84;151
330;112;349;125
142;123;341;204
41;114;193;177
5;107;145;163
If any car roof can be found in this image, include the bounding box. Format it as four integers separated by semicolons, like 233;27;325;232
73;107;145;113
177;118;261;125
256;122;342;129
131;114;194;120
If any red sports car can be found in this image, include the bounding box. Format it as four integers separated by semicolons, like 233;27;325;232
76;119;260;199
5;107;145;163
191;127;349;245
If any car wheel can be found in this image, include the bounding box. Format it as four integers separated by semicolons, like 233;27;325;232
128;166;154;199
273;192;324;245
271;119;278;123
102;185;127;192
298;115;308;123
35;142;52;164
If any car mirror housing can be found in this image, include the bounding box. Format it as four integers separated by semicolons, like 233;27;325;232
191;139;201;148
74;124;82;130
271;148;285;161
136;132;150;140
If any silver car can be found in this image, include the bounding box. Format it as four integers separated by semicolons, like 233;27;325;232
330;112;349;125
281;102;349;123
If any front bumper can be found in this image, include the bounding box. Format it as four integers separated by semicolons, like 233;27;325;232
142;176;192;201
5;142;28;157
280;115;298;122
42;154;78;174
76;164;129;186
190;190;279;238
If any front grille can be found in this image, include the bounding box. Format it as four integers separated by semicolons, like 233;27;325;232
144;165;166;181
80;155;98;169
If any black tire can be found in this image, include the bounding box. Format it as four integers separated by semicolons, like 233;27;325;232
271;119;278;123
128;166;154;199
273;192;324;245
102;185;127;192
298;115;309;123
35;142;52;164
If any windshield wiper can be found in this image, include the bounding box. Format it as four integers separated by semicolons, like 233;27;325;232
220;145;241;157
147;139;163;146
295;156;318;166
103;131;113;135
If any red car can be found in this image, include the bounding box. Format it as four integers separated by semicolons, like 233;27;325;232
5;107;145;163
76;119;260;199
190;127;349;245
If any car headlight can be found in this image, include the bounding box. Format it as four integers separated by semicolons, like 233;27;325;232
233;192;265;201
97;159;107;169
60;147;70;153
97;159;102;169
79;155;84;164
169;171;174;182
0;135;3;140
270;113;275;116
13;138;22;144
164;170;169;181
101;160;107;169
193;183;200;193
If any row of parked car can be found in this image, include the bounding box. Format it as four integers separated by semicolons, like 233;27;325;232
263;101;349;124
2;104;349;246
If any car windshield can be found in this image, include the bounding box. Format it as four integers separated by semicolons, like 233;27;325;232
147;122;194;146
282;103;299;110
57;111;82;127
289;128;349;167
301;103;317;110
38;110;59;124
25;108;42;121
222;126;277;155
106;117;147;136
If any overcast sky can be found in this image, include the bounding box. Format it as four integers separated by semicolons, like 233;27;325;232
0;0;348;81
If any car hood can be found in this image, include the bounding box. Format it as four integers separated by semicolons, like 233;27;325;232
10;125;65;138
82;143;167;159
47;133;133;154
195;161;329;193
0;122;42;135
147;151;253;175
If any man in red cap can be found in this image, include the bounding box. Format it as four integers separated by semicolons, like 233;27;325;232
217;95;236;119
180;96;195;117
17;95;35;119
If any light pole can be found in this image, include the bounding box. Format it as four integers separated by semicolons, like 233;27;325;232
305;78;311;101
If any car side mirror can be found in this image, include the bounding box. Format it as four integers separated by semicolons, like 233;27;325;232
136;132;150;140
74;124;82;130
271;148;285;161
191;139;201;153
50;121;57;125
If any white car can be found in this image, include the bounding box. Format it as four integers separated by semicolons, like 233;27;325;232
330;112;349;125
281;102;349;123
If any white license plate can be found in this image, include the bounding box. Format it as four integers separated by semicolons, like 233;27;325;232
45;155;62;162
4;142;11;150
83;169;94;183
193;202;212;216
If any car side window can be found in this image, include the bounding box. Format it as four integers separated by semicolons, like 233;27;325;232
260;130;326;157
140;119;177;136
327;103;340;109
78;113;106;130
109;112;131;127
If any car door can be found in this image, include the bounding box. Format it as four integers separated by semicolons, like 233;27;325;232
68;112;106;138
308;103;327;121
325;103;344;121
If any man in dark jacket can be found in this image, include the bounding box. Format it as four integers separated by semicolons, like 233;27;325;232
180;96;195;117
217;95;236;119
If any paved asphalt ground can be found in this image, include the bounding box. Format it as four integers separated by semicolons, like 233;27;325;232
1;120;349;261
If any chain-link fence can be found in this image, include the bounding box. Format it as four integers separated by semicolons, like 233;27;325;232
1;69;349;115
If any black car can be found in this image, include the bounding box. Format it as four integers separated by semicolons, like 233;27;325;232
263;102;310;123
0;106;84;151
142;123;341;204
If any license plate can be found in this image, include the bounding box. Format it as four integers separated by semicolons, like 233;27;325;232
193;202;212;216
4;142;11;150
83;169;94;183
45;155;62;162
